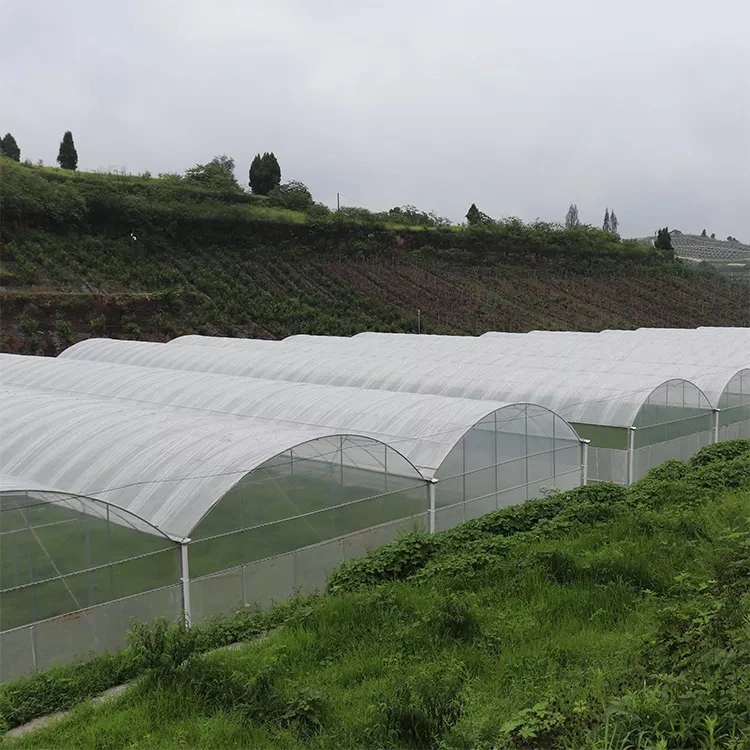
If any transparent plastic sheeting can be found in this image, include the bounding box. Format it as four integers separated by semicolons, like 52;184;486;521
0;386;424;540
168;334;745;412
0;483;179;632
169;328;749;370
59;339;714;431
0;353;581;479
719;369;750;440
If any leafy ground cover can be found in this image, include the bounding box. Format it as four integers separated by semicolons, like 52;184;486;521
2;440;749;749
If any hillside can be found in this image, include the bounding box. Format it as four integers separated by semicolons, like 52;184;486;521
2;441;750;748
638;231;750;281
1;158;748;354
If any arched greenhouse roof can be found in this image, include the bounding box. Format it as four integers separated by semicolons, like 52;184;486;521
168;335;745;410
0;385;424;540
0;474;172;540
2;353;579;478
56;339;711;428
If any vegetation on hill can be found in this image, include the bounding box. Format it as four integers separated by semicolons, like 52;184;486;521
1;157;748;355
1;440;749;748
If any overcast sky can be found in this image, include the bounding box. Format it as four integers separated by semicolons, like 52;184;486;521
3;0;749;239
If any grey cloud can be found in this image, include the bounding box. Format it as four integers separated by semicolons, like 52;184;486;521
2;0;749;238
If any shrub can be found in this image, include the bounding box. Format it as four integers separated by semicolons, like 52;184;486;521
689;454;750;490
120;312;142;338
54;313;75;344
267;180;314;212
126;618;204;679
688;440;750;469
643;459;688;482
327;532;439;593
88;313;108;336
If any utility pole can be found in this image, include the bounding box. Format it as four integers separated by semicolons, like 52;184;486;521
336;192;340;212
417;309;421;334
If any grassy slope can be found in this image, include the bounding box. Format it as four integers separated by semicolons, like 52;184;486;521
4;443;750;749
1;158;748;355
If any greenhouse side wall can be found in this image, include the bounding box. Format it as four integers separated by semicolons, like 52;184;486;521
0;491;182;683
571;424;629;485
632;381;715;482
433;406;583;532
186;438;430;621
718;371;750;441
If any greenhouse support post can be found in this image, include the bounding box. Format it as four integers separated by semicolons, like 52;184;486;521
180;539;192;626
626;428;636;487
428;479;437;534
580;440;590;486
713;409;720;443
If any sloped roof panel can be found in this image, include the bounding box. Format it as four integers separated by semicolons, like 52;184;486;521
57;339;701;427
0;385;422;539
2;353;561;478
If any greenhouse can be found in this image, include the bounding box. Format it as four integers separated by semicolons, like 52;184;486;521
167;329;748;445
0;353;585;527
60;339;719;484
0;355;585;681
0;385;429;681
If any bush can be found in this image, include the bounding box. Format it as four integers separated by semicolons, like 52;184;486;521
689;454;750;490
267;180;314;212
688;440;750;469
643;459;688;482
88;313;107;336
327;532;439;593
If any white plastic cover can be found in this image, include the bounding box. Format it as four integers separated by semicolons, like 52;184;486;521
60;339;713;427
1;353;579;478
0;385;424;539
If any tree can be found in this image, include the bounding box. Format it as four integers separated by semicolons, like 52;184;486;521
701;229;707;237
185;154;240;190
603;208;611;232
57;131;78;170
564;203;580;229
710;233;716;239
1;133;20;161
466;203;492;226
248;152;281;195
610;210;619;235
267;180;314;211
654;227;673;252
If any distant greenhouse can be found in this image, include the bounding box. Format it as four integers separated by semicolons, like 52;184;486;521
61;330;747;485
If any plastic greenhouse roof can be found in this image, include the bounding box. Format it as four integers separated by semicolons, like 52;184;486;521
164;336;747;407
171;329;748;370
57;340;709;427
0;473;172;539
0;385;424;540
0;353;569;481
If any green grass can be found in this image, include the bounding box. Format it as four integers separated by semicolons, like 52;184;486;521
3;443;749;748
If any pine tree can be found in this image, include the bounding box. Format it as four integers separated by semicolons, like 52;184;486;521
654;227;673;252
263;152;281;191
248;151;281;195
564;203;580;229
0;132;20;161
466;203;481;225
57;131;78;170
610;210;619;235
603;208;611;232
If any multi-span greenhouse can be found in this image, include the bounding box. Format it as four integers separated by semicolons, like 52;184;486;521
0;326;746;681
